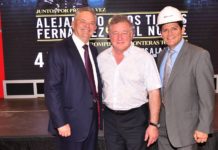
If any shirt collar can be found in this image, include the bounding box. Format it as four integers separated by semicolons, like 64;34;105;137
72;34;89;49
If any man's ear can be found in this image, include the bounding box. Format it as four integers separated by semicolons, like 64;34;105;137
71;21;74;30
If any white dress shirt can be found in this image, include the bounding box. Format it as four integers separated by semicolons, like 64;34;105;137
97;43;161;110
72;34;98;91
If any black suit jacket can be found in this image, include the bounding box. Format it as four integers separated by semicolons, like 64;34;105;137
44;37;102;142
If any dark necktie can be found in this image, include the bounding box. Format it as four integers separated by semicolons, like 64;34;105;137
83;44;97;97
83;44;100;128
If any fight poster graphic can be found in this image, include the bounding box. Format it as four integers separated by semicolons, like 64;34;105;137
1;0;218;80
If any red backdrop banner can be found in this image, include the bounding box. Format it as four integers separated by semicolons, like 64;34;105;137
0;11;5;99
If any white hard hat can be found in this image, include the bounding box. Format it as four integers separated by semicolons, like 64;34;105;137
157;6;184;25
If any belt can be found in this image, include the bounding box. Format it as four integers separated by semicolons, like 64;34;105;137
105;104;146;115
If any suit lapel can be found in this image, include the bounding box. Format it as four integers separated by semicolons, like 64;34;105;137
66;38;87;76
166;41;189;88
66;38;102;95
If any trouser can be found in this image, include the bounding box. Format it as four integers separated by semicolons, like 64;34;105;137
57;103;98;150
104;103;149;150
158;105;197;150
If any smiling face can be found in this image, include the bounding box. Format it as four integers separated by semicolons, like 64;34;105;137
72;11;96;43
109;21;133;53
161;22;185;50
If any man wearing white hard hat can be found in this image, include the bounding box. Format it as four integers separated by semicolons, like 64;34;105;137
157;6;215;150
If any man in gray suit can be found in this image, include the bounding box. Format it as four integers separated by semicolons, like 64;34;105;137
157;6;215;150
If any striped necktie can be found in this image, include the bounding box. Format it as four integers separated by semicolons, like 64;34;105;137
162;50;174;103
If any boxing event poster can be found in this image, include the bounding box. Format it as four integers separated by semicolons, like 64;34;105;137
1;0;218;80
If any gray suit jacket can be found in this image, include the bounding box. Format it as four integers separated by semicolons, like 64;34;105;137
157;41;215;147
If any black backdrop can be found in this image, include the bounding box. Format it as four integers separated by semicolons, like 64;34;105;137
1;0;218;80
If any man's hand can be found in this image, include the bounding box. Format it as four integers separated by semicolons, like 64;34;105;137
144;125;159;147
57;124;71;137
193;130;208;143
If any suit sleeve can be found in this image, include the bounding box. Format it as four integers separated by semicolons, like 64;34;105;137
44;47;67;129
195;50;215;133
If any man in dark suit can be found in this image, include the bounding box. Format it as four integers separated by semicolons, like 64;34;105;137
157;6;215;150
44;7;102;150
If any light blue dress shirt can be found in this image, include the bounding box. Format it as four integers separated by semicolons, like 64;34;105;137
160;38;185;84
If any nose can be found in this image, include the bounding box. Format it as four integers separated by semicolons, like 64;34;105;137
168;29;174;35
117;33;124;40
84;22;90;28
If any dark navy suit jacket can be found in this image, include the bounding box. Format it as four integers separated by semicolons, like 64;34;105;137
44;37;102;142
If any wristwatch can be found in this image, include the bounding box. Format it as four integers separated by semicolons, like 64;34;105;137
149;122;160;128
